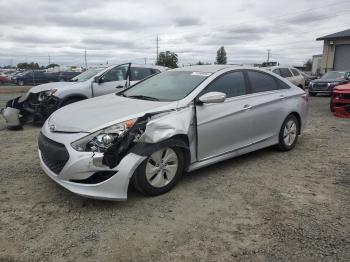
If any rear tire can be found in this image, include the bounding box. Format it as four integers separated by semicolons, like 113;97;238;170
132;147;184;196
275;115;299;151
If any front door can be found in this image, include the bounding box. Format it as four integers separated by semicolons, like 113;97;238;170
92;64;130;97
196;70;253;160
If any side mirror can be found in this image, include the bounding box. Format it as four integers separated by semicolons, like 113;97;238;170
94;76;104;84
198;92;226;104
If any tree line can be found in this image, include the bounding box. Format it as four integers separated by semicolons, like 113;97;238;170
156;46;228;68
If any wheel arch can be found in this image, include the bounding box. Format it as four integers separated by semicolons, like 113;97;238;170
59;94;88;106
130;134;191;169
287;111;302;134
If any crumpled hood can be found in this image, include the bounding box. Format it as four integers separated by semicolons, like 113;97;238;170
48;94;177;133
29;81;82;93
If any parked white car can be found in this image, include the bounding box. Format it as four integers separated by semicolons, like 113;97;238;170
266;66;305;90
1;63;166;128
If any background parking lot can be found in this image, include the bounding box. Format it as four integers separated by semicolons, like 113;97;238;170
0;89;349;261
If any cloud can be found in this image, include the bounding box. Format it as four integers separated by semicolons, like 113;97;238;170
173;16;202;27
0;0;347;66
8;34;69;44
285;12;331;25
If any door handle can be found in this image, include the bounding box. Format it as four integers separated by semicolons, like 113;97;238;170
243;104;252;110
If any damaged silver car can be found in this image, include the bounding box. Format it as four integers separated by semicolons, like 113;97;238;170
38;65;308;200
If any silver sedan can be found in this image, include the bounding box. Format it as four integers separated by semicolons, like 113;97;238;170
38;65;308;200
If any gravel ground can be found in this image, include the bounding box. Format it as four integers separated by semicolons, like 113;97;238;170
0;93;349;261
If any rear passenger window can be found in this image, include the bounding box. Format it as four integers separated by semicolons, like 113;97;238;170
272;69;281;76
279;68;293;78
205;71;246;98
247;71;278;93
291;69;300;76
131;68;154;81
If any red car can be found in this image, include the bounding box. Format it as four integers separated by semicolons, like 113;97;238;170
0;75;11;84
330;82;350;118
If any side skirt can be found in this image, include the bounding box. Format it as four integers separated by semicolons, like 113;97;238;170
186;136;277;172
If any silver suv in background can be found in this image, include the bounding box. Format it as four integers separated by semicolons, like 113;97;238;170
1;63;167;128
267;66;305;90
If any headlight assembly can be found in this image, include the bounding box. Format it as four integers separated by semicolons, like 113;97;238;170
38;89;58;101
71;119;136;152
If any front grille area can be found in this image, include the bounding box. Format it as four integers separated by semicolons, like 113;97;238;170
313;83;329;90
38;133;69;174
26;93;40;110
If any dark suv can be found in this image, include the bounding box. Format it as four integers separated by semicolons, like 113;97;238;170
309;71;350;96
13;71;59;86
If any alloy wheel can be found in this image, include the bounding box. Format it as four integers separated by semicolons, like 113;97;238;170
145;148;179;188
283;120;297;146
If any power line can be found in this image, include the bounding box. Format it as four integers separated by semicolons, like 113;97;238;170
84;48;87;68
156;35;159;65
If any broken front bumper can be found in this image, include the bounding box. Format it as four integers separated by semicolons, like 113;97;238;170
39;123;146;200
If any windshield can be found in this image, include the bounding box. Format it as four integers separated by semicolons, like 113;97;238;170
122;71;210;101
71;68;105;82
321;71;346;80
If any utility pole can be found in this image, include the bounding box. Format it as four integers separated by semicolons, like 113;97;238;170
144;57;147;64
84;48;87;69
156;35;159;65
48;54;51;65
267;49;271;63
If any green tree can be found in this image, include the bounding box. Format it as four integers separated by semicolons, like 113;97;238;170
17;62;40;69
157;51;178;68
47;63;59;69
304;59;312;71
216;46;227;65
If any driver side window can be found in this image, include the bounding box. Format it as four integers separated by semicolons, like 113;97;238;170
101;66;127;82
202;71;246;98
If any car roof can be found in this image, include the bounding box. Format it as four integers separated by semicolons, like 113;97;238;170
172;65;241;73
265;66;298;70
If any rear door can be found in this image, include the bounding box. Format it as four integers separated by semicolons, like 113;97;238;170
244;70;287;144
196;70;253;160
92;64;129;96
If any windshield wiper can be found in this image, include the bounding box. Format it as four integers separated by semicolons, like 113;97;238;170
124;95;160;101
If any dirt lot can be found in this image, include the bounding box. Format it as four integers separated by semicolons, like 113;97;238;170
0;92;349;261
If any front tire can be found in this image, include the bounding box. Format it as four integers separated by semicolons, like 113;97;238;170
132;147;184;196
276;115;299;151
309;91;316;96
61;97;83;107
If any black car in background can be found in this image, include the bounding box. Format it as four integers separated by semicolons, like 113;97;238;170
12;71;81;86
13;71;57;86
309;71;350;96
301;72;317;87
58;71;81;81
